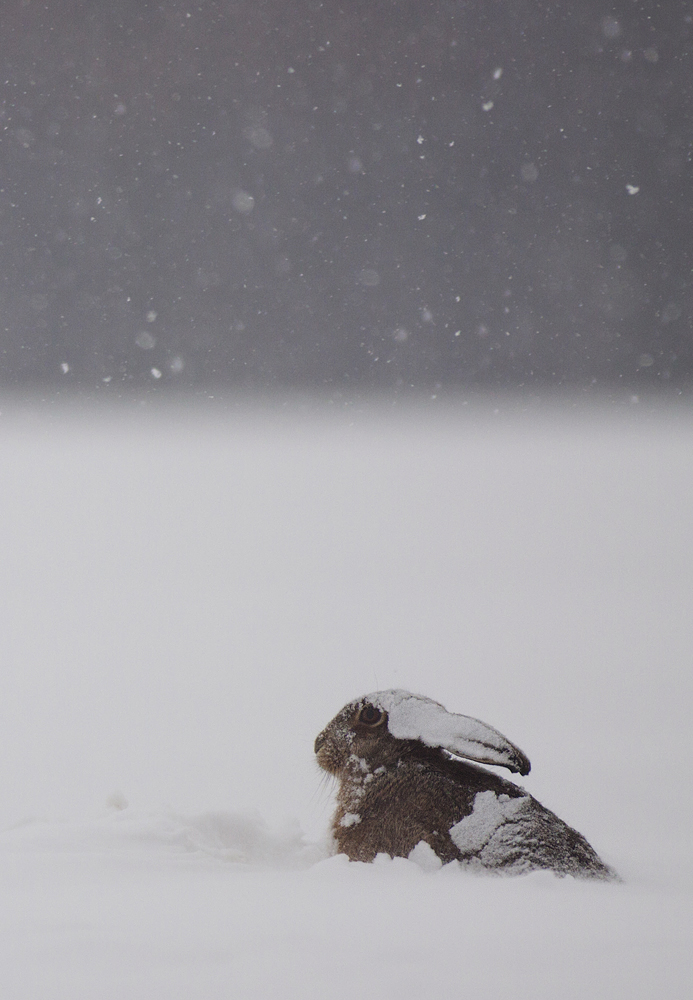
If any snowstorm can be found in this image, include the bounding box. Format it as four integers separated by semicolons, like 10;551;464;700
2;1;692;390
1;3;692;999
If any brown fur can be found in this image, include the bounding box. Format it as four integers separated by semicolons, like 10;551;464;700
315;695;617;879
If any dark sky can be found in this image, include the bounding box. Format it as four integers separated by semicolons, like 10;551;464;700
1;1;691;391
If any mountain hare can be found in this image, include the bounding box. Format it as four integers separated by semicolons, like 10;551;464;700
315;690;616;879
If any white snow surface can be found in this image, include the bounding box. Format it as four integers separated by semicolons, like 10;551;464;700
0;394;691;999
370;687;530;771
450;790;528;857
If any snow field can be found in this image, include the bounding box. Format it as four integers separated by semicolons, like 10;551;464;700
1;809;689;999
0;395;691;998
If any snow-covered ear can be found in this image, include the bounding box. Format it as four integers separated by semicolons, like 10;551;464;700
369;690;531;776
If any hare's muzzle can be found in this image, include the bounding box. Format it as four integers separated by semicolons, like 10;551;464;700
314;729;342;775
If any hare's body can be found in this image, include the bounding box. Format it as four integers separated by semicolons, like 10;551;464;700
315;690;616;880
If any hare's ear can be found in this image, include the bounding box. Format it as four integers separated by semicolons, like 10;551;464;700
370;690;531;776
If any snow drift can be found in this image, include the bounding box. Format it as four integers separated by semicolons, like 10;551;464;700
0;394;690;998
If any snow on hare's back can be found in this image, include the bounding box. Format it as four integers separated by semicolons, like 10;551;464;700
314;690;616;879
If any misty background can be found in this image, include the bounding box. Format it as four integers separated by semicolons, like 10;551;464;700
1;7;692;993
1;1;691;393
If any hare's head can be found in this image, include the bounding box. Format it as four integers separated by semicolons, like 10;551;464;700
314;689;531;778
314;696;403;777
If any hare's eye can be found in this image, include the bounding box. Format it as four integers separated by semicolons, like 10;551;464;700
358;705;384;726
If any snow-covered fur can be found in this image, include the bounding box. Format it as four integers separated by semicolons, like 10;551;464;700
314;690;616;879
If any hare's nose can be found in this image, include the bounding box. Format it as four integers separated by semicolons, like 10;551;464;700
314;730;328;755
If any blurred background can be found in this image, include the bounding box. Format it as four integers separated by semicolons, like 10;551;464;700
0;12;691;999
0;2;691;873
1;0;691;393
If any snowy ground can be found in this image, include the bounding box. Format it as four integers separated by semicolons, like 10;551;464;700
0;393;691;998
